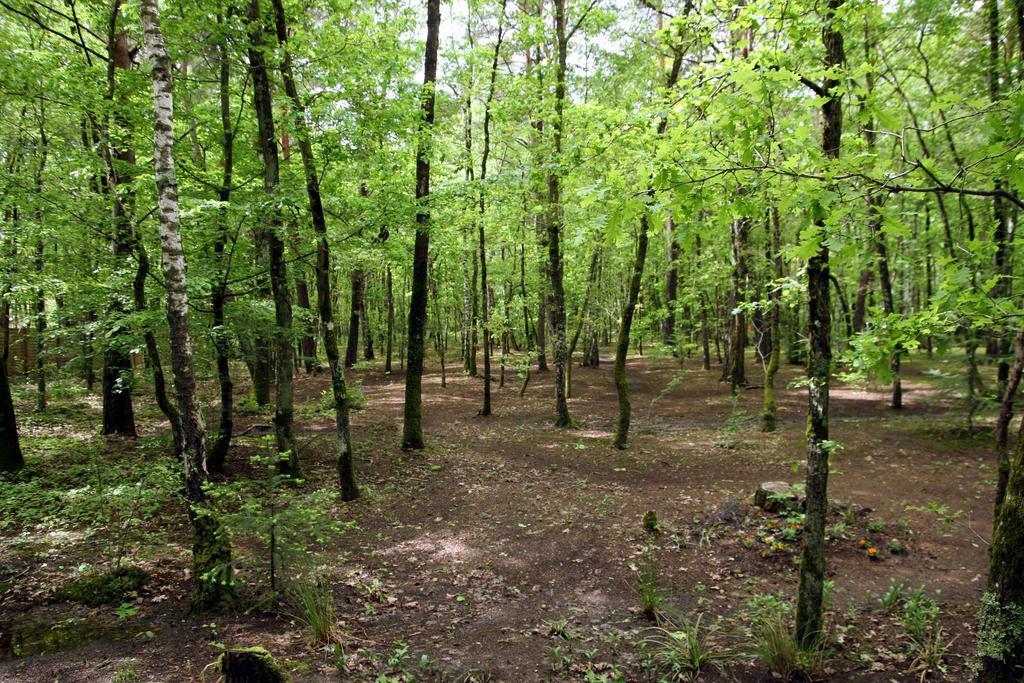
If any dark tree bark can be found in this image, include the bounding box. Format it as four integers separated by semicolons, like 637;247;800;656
100;18;136;438
345;270;363;368
986;0;1012;396
140;0;233;609
851;265;872;333
401;0;440;450
527;37;549;375
475;2;506;416
34;108;46;413
662;219;679;348
133;237;183;453
295;269;316;372
271;0;358;499
385;265;394;374
361;289;374;361
795;0;843;649
996;332;1024;510
208;16;234;474
544;0;573;427
763;207;782;432
863;34;901;409
567;247;601;397
611;23;684;447
247;0;296;474
0;358;22;472
978;401;1024;680
729;217;750;392
613;215;650;449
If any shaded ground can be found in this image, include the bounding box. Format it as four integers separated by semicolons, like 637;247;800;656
0;349;1001;681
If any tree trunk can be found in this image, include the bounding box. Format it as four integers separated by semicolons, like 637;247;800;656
729;217;750;392
763;207;782;432
663;219;679;349
851;265;872;333
988;0;1013;398
208;17;234;474
271;0;358;499
133;237;183;453
996;332;1024;510
475;5;505;416
978;398;1024;680
613;216;650;448
247;0;296;475
385;266;394;374
567;248;601;398
545;0;572;428
33;107;47;413
0;358;22;472
401;0;440;450
863;34;901;409
100;19;136;438
362;289;374;361
345;270;363;368
795;0;843;649
140;0;233;609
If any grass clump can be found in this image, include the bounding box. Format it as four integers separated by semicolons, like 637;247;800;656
636;547;664;622
746;595;826;681
642;613;734;681
55;566;148;607
288;579;342;646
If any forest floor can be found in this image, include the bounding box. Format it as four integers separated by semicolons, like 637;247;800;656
0;348;1001;682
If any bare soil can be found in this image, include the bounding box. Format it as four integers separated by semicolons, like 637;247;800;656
0;350;999;681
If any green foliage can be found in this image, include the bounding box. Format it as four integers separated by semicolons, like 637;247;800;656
111;664;141;683
55;566;148;607
0;438;179;564
210;437;354;593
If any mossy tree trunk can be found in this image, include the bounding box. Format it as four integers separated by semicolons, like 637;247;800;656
977;405;1024;681
795;0;843;649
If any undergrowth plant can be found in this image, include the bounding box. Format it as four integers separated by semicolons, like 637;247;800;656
642;613;734;681
211;437;354;594
746;594;827;680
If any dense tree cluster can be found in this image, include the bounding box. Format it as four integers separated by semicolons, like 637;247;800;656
2;0;1024;676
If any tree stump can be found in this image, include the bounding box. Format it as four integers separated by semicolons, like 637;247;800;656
219;647;290;683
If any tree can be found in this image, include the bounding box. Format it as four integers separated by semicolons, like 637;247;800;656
401;0;441;450
795;0;844;649
271;0;359;500
247;0;297;474
139;0;232;608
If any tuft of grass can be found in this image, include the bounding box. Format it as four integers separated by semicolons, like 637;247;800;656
636;547;664;622
747;597;826;680
642;614;734;681
289;579;342;646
